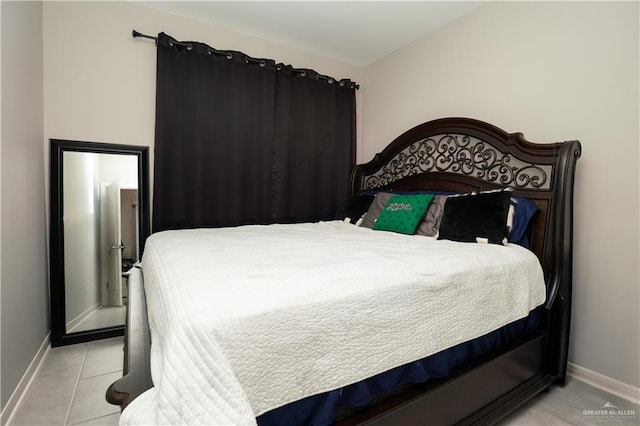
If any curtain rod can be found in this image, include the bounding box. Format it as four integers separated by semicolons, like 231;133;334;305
132;30;157;42
132;30;359;90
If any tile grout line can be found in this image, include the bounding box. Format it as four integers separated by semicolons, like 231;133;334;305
64;341;125;425
67;369;125;425
63;346;89;426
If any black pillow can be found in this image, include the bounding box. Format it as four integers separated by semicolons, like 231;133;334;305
340;194;375;224
438;191;511;245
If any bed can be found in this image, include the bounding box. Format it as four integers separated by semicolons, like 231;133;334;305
107;117;581;425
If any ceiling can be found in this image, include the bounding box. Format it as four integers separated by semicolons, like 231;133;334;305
136;1;486;66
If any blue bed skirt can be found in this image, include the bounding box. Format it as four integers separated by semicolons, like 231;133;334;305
257;309;541;426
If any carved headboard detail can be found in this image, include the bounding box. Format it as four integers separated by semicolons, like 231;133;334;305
361;133;554;191
351;117;581;308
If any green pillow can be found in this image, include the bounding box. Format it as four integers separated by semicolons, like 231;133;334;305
373;194;434;235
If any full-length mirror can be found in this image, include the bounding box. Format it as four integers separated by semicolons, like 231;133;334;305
50;139;149;346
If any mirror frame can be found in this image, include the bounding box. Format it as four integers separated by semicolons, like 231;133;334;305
50;139;150;347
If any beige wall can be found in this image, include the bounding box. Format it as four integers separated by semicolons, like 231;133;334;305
43;0;364;175
362;1;640;388
0;0;48;410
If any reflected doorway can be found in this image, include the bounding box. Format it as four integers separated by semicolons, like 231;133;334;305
63;151;139;334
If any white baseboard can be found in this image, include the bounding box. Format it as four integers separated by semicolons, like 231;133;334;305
568;362;640;405
66;303;100;332
0;332;50;426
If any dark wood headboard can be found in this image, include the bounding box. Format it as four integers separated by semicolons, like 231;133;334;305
350;117;581;381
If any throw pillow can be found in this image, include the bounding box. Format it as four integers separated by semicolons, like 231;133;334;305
373;194;434;235
438;191;511;244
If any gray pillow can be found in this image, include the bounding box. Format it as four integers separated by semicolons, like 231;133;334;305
415;195;448;237
360;192;393;228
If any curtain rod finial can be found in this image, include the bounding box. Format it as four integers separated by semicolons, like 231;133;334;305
132;30;158;45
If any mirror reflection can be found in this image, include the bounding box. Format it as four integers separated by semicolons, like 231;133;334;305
63;151;139;333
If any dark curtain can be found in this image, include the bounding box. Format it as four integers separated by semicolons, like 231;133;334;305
153;33;356;232
272;66;356;223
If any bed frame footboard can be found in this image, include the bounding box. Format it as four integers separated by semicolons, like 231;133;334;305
339;332;552;425
106;267;152;409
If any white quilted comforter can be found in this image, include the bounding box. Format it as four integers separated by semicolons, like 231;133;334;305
121;221;545;425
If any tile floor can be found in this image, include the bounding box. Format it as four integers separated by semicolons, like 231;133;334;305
7;336;640;425
9;337;123;426
502;377;639;425
68;307;126;334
